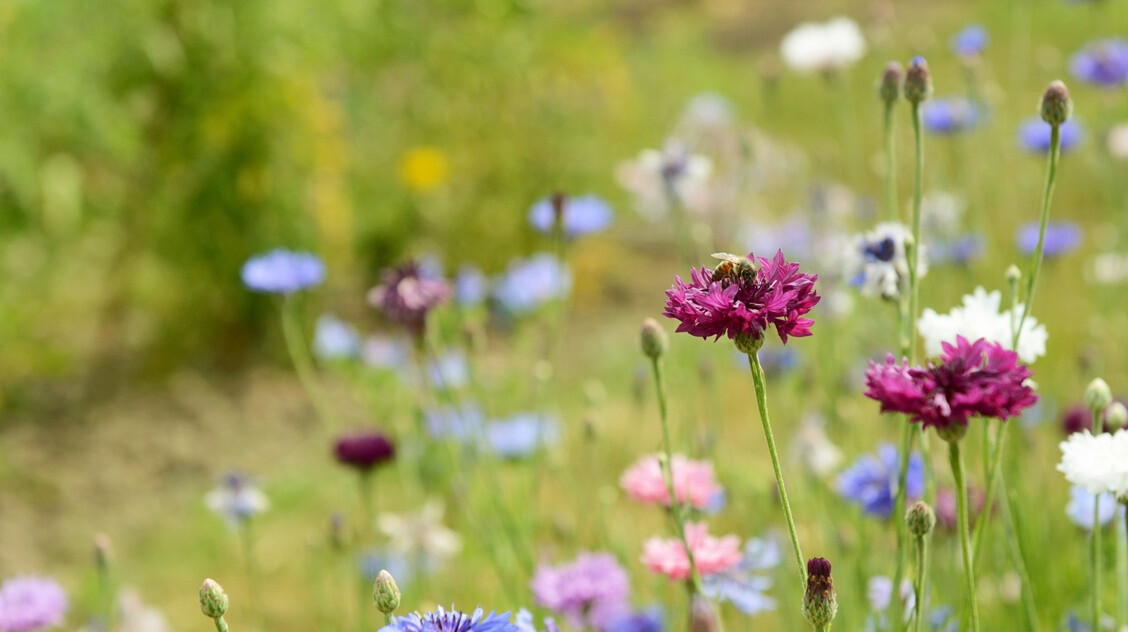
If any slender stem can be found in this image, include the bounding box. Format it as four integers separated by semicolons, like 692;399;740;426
913;535;929;632
357;472;374;539
1014;124;1061;347
385;613;393;626
907;102;924;365
747;352;805;581
280;296;337;430
1093;410;1104;632
889;422;914;632
884;102;898;222
650;357;703;593
949;440;981;631
1120;505;1128;628
214;616;230;632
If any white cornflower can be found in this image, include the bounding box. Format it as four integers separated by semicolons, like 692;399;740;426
617;140;713;220
1107;123;1128;160
917;286;1047;363
791;414;843;477
205;471;270;530
377;500;462;562
779;17;866;74
1058;430;1128;500
843;222;926;301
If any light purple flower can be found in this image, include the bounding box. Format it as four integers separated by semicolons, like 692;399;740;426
455;266;488;306
1016;221;1081;257
701;537;780;615
1066;485;1120;531
367;261;452;336
529;194;613;237
531;552;630;629
426;404;485;442
313;314;361;361
492;254;571;316
951;25;988;57
602;608;664;632
241;249;325;294
1070;39;1128;87
486;413;558;458
1018;118;1082;153
361;336;411;371
0;577;67;632
922;98;979;135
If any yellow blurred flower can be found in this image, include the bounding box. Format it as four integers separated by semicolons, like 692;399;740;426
398;146;449;192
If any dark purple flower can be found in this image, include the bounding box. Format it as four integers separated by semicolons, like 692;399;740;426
529;194;613;237
663;250;820;347
922;98;980;135
1016;220;1082;257
367;261;452;336
0;577;67;632
864;336;1038;436
241;249;325;294
1070;39;1128;87
531;552;630;629
1018;118;1083;153
952;25;988;57
334;432;395;471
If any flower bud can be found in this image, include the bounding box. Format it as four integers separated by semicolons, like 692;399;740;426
199;579;229;619
733;332;765;355
903;57;933;105
372;570;401;615
1040;80;1073;127
878;61;903;105
1107;402;1128;431
906;500;936;537
640;318;668;360
1005;264;1022;285
802;558;838;629
690;595;718;632
1085;378;1113;414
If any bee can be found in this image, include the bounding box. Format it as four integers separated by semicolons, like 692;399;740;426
710;252;757;283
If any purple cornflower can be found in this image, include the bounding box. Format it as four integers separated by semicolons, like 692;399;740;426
864;336;1038;437
334;431;395;472
241;249;325;294
1018;118;1082;153
837;443;924;518
922;98;979;134
492;254;571;316
426;404;485;442
0;577;67;632
485;413;558;458
1016;220;1081;257
602;608;664;632
529;194;613;237
531;552;630;629
664;250;820;348
1070;39;1128;87
367;261;452;336
380;607;519;632
952;25;988;57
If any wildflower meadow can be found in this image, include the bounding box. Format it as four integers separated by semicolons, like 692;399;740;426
4;1;1128;631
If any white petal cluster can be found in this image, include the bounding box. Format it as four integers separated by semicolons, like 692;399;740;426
617;141;714;220
779;18;866;74
1058;430;1128;500
917;286;1047;363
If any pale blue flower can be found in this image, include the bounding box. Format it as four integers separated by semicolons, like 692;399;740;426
529;194;613;237
700;537;780;616
493;254;571;316
313;314;361;361
486;413;558;458
1066;485;1121;531
241;249;324;294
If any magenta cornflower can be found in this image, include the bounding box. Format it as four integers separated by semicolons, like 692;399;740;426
619;454;722;511
334;431;396;472
663;250;819;349
864;336;1038;437
367;261;452;336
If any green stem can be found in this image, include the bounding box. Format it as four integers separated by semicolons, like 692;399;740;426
214;616;229;632
913;535;929;632
907;102;924;364
280;296;337;430
747;352;805;581
358;472;374;539
650;357;703;593
884;102;898;221
949;440;981;631
889;422;914;632
1093;410;1104;632
1120;504;1128;629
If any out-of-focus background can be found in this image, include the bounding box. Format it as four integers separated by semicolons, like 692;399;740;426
2;0;1128;630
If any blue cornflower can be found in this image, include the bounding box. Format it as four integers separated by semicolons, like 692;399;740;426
930;234;985;265
1018;117;1083;153
485;413;558;458
602;607;665;632
1016;220;1082;257
529;194;613;237
736;347;801;377
922;98;979;134
313;314;361;361
951;25;988;57
381;607;519;632
426;404;485;442
837;443;924;519
427;352;470;391
1066;485;1121;531
701;537;780;616
492;254;571;316
241;249;324;293
358;548;413;585
1070;39;1128;87
929;606;959;632
455;266;488;306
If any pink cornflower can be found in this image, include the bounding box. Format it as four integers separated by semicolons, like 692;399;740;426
367;262;451;336
619;454;722;510
864;336;1037;438
641;522;742;580
663;250;819;349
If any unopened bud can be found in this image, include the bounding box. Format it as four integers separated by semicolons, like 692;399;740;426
803;558;838;629
906;500;937;537
903;57;933;105
1040;80;1073;127
1107;402;1128;431
690;596;718;632
640;318;668;360
1005;264;1022;285
733;332;765;355
373;570;401;615
879;61;903;105
1085;378;1113;414
199;579;229;619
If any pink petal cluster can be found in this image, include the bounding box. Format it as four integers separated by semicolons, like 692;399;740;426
367;262;452;336
641;522;742;580
663;250;820;345
619;454;722;510
864;336;1038;433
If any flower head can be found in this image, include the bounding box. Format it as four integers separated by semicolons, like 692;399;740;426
779;18;866;74
952;25;988;57
922;98;980;135
455;266;489;307
641;522;742;581
381;607;518;632
620;454;723;511
314;314;361;361
368;262;452;336
802;558;838;629
864;336;1038;438
377;500;462;562
1018;118;1083;153
617;141;713;221
602;608;664;632
398;147;449;192
204;471;269;529
837;443;924;518
485;414;558;459
492;254;571;317
1016;221;1081;257
334;431;395;472
0;577;67;632
700;538;780;616
844;223;926;301
918;286;1048;363
530;552;630;629
1070;39;1128;87
664;250;819;347
241;249;325;294
1066;484;1120;531
529;194;613;238
1058;429;1128;499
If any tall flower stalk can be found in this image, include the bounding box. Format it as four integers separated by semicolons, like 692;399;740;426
906;501;936;632
879;62;903;222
